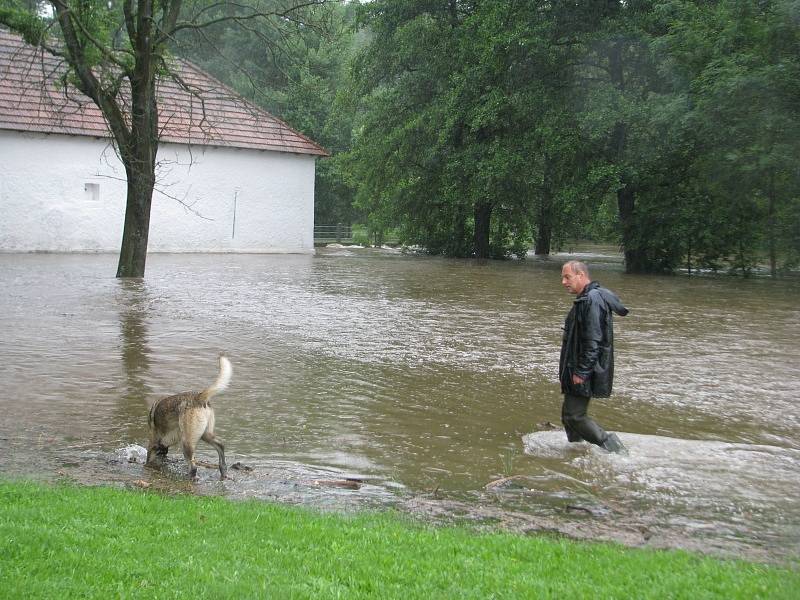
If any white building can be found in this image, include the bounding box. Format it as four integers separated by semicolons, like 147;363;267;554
0;28;328;254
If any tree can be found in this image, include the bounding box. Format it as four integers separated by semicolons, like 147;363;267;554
568;0;684;272
346;1;602;258
1;0;331;277
344;1;470;255
668;0;800;275
572;0;800;275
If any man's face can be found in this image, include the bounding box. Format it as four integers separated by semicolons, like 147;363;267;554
561;265;587;295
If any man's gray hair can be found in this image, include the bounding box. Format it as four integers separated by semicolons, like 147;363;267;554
563;260;590;278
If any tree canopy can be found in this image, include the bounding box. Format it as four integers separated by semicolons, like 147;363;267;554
337;0;800;273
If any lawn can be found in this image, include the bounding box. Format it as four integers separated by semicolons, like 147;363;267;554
0;480;796;599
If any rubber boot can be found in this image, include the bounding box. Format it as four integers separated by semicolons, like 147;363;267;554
601;433;627;454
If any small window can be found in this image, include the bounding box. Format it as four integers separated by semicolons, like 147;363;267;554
84;183;100;202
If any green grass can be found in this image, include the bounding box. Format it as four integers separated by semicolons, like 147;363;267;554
0;480;797;599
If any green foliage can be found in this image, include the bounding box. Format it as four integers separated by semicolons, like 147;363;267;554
0;2;45;45
71;0;117;67
2;480;797;599
351;223;370;246
344;0;597;258
340;0;800;273
661;0;800;274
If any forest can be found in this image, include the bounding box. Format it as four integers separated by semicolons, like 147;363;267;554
3;1;799;274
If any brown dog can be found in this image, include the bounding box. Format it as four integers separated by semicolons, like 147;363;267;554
146;355;231;480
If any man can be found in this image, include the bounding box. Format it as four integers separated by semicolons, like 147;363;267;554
559;260;628;453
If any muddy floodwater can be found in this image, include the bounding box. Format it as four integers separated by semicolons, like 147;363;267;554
1;248;799;563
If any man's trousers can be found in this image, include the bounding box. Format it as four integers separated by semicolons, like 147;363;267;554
561;393;607;446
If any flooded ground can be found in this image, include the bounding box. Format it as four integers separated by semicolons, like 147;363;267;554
1;248;798;563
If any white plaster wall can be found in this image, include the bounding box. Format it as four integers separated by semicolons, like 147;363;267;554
0;130;316;253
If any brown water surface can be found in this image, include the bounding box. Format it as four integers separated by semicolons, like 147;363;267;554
1;248;798;562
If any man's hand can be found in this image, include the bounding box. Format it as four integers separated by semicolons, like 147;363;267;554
572;374;585;385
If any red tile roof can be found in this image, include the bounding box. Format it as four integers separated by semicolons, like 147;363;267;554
0;28;328;156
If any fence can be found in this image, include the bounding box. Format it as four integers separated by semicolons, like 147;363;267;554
314;224;353;244
314;224;401;246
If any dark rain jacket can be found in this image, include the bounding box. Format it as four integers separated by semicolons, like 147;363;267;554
559;281;629;398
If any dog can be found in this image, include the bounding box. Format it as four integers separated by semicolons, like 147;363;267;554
146;355;231;480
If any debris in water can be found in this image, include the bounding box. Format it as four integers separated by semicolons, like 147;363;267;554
536;421;560;431
565;504;611;517
312;478;363;490
485;476;534;491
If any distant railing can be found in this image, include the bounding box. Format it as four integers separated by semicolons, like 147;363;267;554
314;224;401;246
314;223;353;244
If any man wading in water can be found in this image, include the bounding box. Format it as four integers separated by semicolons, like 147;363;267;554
559;260;629;453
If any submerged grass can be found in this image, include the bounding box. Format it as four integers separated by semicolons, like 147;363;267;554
0;480;797;599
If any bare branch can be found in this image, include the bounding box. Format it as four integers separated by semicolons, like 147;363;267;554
93;156;215;221
165;0;331;38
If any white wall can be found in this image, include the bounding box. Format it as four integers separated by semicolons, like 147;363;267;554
0;130;316;253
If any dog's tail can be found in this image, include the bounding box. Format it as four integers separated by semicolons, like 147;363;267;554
199;355;232;402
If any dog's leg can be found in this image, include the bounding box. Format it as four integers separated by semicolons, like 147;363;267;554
146;440;167;468
182;440;198;480
202;432;227;480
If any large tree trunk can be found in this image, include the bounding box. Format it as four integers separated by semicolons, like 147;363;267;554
116;165;155;277
115;99;158;277
617;183;647;273
608;113;648;273
473;202;491;258
116;135;158;277
117;6;159;278
534;226;552;256
607;41;647;274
